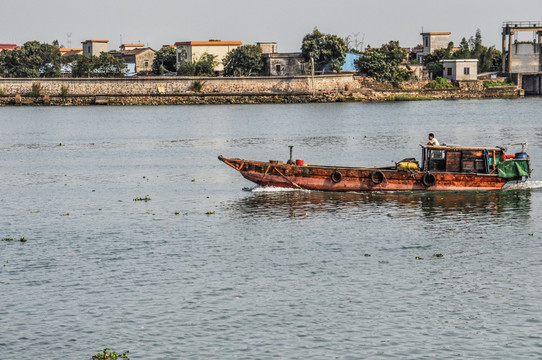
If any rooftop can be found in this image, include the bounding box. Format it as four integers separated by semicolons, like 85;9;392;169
175;41;242;46
420;32;451;36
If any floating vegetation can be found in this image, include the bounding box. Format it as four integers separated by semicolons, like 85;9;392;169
61;213;70;216
205;211;215;215
364;253;371;257
2;237;26;242
290;211;296;217
415;256;424;260
174;211;180;215
133;196;151;202
528;233;534;236
191;179;196;182
433;253;444;258
92;348;130;359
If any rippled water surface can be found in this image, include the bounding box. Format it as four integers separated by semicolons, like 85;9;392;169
1;99;542;359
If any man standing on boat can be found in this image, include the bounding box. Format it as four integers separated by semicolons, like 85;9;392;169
427;133;439;146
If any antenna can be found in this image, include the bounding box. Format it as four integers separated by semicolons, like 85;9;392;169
66;32;72;48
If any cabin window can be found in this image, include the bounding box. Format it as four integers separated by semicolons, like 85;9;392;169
447;67;452;76
276;64;282;74
464;67;470;75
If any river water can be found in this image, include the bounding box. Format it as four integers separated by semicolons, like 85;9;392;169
1;99;542;359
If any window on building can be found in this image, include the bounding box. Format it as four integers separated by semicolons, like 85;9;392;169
425;38;429;47
447;68;452;76
276;64;281;74
464;67;470;75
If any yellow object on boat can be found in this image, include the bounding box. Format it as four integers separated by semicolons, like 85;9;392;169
397;161;419;170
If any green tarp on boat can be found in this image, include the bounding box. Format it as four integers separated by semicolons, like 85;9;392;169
497;160;530;178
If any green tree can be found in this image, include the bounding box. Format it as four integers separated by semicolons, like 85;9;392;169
222;45;263;76
177;53;217;76
454;37;472;59
301;29;347;72
71;53;127;77
451;30;502;73
355;40;411;86
0;41;61;77
152;46;177;74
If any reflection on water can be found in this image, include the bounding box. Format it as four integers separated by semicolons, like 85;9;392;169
226;187;533;223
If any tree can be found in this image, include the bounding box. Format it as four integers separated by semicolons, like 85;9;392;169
71;53;127;77
177;53;217;76
0;41;61;77
451;29;502;73
355;40;411;86
301;29;347;72
222;45;263;76
152;46;177;74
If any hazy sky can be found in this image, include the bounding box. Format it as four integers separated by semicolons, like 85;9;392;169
1;0;540;52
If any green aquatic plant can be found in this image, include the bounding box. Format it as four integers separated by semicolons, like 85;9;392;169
19;237;27;242
2;237;14;241
133;196;151;202
433;253;443;258
415;256;424;260
205;211;215;215
364;253;371;257
92;348;130;359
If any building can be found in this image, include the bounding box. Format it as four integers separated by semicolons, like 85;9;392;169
0;44;19;51
501;21;542;94
257;42;277;54
175;40;242;72
416;32;451;64
112;47;156;74
60;48;83;57
120;44;144;51
82;40;109;57
442;59;478;81
262;53;307;76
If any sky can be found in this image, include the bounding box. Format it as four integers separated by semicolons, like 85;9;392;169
1;0;541;52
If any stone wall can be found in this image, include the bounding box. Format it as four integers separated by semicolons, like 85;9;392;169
0;75;523;105
0;74;359;97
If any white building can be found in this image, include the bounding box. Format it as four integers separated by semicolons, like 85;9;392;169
175;40;242;72
442;59;478;81
82;40;109;57
416;32;451;64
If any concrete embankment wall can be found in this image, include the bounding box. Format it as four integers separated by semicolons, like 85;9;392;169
0;75;523;105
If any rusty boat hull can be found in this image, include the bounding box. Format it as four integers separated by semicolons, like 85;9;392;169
218;156;524;192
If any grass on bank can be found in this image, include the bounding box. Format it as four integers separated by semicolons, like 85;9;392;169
424;76;456;89
483;80;516;88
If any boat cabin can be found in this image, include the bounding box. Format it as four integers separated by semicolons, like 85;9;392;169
422;145;506;174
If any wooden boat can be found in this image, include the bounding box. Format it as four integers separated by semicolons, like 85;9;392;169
219;144;531;192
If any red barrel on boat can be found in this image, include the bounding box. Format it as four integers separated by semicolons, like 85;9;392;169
296;159;304;166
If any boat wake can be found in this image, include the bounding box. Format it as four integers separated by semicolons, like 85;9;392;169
245;186;308;193
504;181;542;191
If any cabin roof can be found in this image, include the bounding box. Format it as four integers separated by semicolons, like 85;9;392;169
424;145;503;152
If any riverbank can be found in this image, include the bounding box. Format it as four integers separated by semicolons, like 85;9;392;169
0;75;523;105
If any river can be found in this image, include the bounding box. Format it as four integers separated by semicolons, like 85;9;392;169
1;99;542;359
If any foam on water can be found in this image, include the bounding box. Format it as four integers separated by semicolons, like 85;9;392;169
504;180;542;191
249;185;307;193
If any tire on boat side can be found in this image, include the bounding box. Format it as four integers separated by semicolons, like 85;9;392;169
422;172;437;187
331;170;343;183
370;170;385;184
